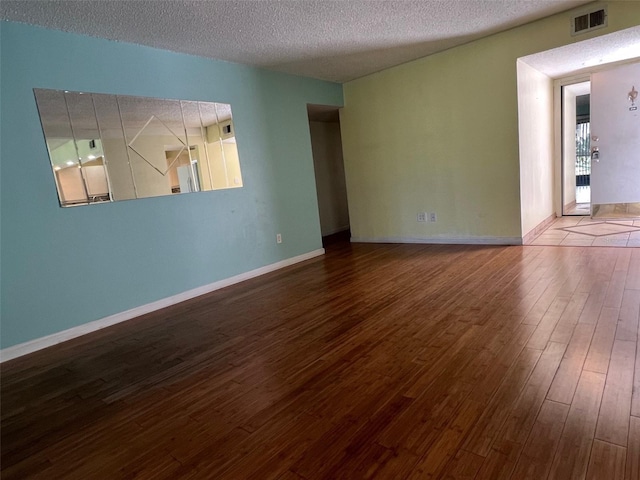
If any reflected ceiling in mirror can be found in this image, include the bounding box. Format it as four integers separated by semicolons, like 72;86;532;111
34;89;243;207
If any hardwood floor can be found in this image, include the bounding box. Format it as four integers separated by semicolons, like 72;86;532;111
2;241;639;479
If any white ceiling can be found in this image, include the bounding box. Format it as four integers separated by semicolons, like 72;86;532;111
1;0;595;83
521;26;640;78
34;89;233;140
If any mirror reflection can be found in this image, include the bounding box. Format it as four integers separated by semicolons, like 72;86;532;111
34;89;243;207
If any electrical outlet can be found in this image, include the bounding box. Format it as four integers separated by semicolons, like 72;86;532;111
429;212;437;222
276;233;282;244
417;212;427;223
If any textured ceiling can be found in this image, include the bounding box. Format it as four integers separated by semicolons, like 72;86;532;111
34;89;233;140
1;0;594;82
521;26;640;78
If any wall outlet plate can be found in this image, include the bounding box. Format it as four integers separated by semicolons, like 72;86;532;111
417;212;427;223
429;212;437;222
276;233;282;244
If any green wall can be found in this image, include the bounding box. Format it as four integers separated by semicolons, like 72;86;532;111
0;22;342;348
341;1;640;243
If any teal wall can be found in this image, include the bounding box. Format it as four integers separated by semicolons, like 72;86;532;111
0;22;343;349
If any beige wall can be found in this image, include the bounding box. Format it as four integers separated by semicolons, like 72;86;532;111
205;119;243;189
103;133;228;199
55;167;86;203
166;150;193;190
129;135;173;198
340;1;640;243
222;141;242;187
104;134;176;199
102;137;136;201
205;140;243;189
191;145;213;191
517;60;554;237
309;121;350;236
81;127;241;200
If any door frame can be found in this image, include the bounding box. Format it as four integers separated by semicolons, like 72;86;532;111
553;73;591;218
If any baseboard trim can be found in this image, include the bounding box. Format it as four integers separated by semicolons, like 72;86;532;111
522;213;557;245
350;236;522;246
0;248;325;363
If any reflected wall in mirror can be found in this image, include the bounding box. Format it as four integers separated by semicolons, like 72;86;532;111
34;89;243;207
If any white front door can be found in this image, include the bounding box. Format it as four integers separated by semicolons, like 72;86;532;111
590;62;640;217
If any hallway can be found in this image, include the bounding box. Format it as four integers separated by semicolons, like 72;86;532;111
530;216;640;247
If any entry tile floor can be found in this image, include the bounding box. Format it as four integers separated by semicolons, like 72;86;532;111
531;216;640;247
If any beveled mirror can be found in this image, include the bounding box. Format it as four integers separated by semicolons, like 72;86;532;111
34;89;243;207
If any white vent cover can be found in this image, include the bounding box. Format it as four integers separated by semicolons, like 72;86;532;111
571;7;607;36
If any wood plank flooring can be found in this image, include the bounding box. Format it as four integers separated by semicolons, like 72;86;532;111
2;240;639;479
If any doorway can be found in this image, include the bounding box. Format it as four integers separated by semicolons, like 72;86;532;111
517;26;640;244
559;61;640;221
561;81;591;216
307;104;350;245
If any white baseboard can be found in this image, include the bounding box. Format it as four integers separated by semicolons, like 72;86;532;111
0;248;325;363
522;213;557;245
351;236;522;246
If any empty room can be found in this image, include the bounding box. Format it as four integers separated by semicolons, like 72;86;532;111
1;1;640;478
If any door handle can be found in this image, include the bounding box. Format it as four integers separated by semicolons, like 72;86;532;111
591;146;600;162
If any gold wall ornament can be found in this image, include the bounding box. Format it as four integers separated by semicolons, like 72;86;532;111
629;85;638;106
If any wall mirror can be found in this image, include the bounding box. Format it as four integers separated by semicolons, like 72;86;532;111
34;89;243;207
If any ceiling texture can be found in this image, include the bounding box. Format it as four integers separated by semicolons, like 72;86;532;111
1;0;596;83
521;26;640;78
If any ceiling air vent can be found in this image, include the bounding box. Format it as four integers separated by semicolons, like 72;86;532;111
571;7;607;36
